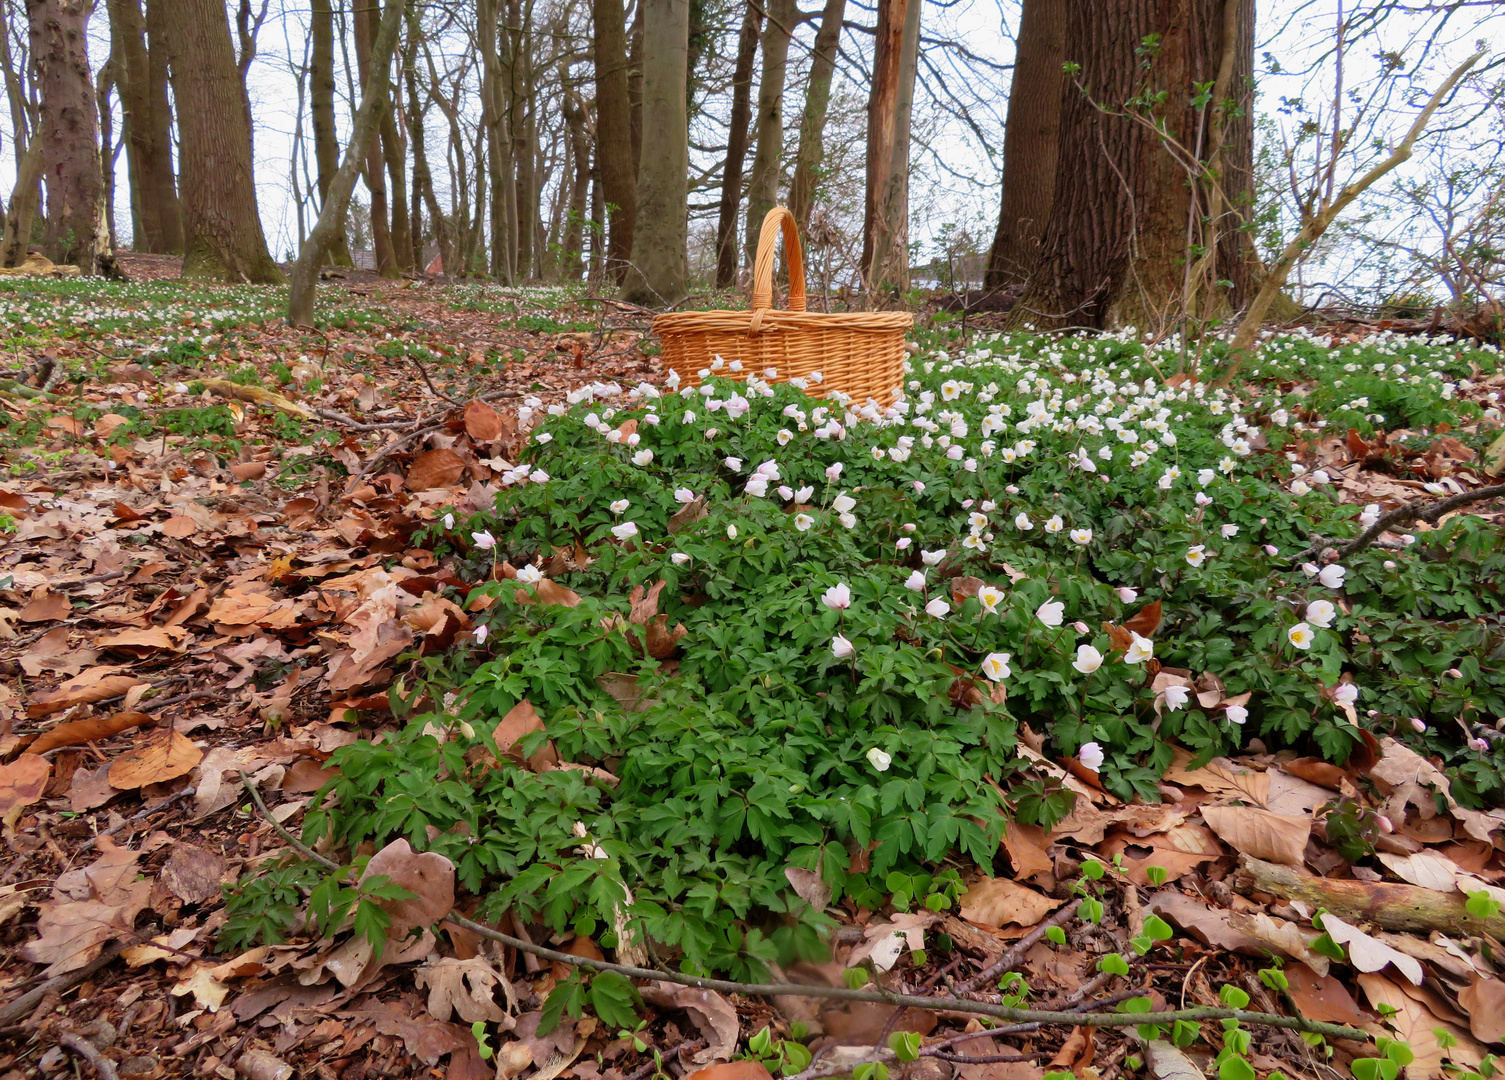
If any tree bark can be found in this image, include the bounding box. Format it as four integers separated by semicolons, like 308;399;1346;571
353;0;395;276
742;0;796;268
619;0;688;306
1011;0;1256;332
311;0;353;265
106;0;179;253
713;0;759;288
287;0;406;324
404;4;448;273
163;0;282;282
141;0;181;250
984;0;1064;290
787;0;845;239
593;0;635;280
627;0;643;179
376;0;411;272
561;78;592;278
511;0;537;279
860;0;909;295
27;0;105;272
2;140;45;267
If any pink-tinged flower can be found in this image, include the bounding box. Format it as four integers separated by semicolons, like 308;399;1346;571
904;570;926;592
778;485;794;501
980;652;1011;681
1469;737;1490;753
1072;621;1090;634
825;462;844;482
674;487;696;504
1163;685;1189;712
472;530;497;549
794;513;815;532
1078;742;1105;772
925;599;950;618
725;456;743;470
1334;683;1359;706
913;481;926;494
821;583;852;610
1446;668;1463;679
831;634;855;658
1116;587;1139;603
896;537;912;550
1072;645;1102;674
1225;704;1248;725
1124;634;1154;664
529;469;550;484
1302;562;1319;576
1410;718;1427;733
795;485;815;502
1264;545;1279;557
611;522;639;541
921;549;947;566
1220;524;1239;538
1305;600;1336;628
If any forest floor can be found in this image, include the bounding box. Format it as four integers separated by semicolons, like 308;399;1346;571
0;260;1502;1080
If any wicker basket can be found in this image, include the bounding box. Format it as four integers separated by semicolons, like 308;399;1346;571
652;207;912;404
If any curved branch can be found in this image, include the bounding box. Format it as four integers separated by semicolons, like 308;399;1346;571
1293;481;1505;563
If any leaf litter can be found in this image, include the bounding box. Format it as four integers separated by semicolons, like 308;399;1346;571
0;268;1503;1078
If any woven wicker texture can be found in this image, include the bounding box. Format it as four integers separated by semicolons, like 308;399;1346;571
652;207;913;404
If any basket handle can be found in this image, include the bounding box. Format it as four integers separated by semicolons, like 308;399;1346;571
751;206;807;315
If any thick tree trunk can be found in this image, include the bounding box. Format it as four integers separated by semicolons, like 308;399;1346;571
514;23;537;279
405;7;448;274
2;140;45;267
376;0;411;272
627;1;643;179
860;0;909;295
353;0;395;276
164;0;282;282
713;0;759;288
1011;0;1255;332
562;80;591;279
787;0;845;238
107;0;179;253
593;0;635;280
742;0;796;268
619;0;688;306
287;0;406;324
28;0;105;273
311;0;354;265
141;0;181;251
985;0;1064;290
863;0;920;297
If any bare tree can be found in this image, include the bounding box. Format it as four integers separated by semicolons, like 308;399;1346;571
620;0;688;305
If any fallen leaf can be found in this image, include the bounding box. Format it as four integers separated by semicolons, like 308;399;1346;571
784;867;831;910
108;730;203;789
1357;972;1484;1076
1051;1026;1094;1070
1147;890;1270;955
27;666;145;718
172;963;230;1011
414;956;512;1023
282;758;339;793
515;578;581;607
1143;1039;1205;1080
1200;805;1309;866
407;448;468;490
1458;976;1505;1044
463;401;504;442
358;838;455;936
1164;753;1269;804
28;711;152;755
684;1063;774;1080
1284;962;1366;1024
1001;821;1053;879
68;764;118;812
1376;851;1460;892
18;585;71;622
20;626;96;676
0;755;51;826
959;878;1059;928
492;699;558;772
95;626;186;656
21;839;153;975
642;982;740;1063
160;844;228;905
1319;914;1424;985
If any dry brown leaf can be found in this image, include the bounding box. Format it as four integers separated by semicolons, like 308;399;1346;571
95;626;187;656
1458;976;1505;1044
407;448;468;490
1143;1040;1205;1080
1357;972;1483;1077
358;838;455;936
68;763;118;812
1224;910;1330;974
18;585;71;623
414;956;512;1023
513;577;582;608
642;982;740;1063
668;496;708;533
20;626;96;677
282;758;339;793
1051;1026;1095;1070
172;963;230;1012
1200;805;1309;865
1284;962;1366;1024
28;710;152;755
26;665;144;718
684;1063;775;1080
958;878;1059;928
22;838;153;975
1147;890;1269;954
785;867;831;910
1164;752;1269;804
160;845;229;905
1001;821;1053;879
1319;914;1424;985
108;730;203;789
0;754;51;825
1376;851;1460;892
493;699;558;772
1283;757;1348;789
463;401;505;443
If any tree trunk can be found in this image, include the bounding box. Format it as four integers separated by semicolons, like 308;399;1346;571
164;0;282;282
107;0;179;253
589;160;605;280
3;138;45;268
287;0;406;325
619;0;687;306
1011;0;1255;333
742;0;796;268
787;0;845;239
377;0;411;272
713;0;759;288
141;0;181;251
627;0;643;179
561;79;591;279
512;0;536;280
353;0;396;276
312;0;354;266
28;0;105;273
593;0;635;280
870;0;920;294
405;6;448;274
860;0;909;295
97;44;119;252
984;0;1064;290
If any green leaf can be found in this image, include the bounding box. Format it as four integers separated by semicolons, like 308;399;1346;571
1145;865;1169;887
1046;926;1067;945
589;971;642;1030
889;1032;923;1062
1219;1055;1256;1080
1220;985;1251;1010
1098;953;1131;976
1143;914;1173;941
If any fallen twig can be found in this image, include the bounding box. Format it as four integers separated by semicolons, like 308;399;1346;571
0;944;123;1026
236;774;1370;1042
58;1030;121;1080
1292;482;1505;564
